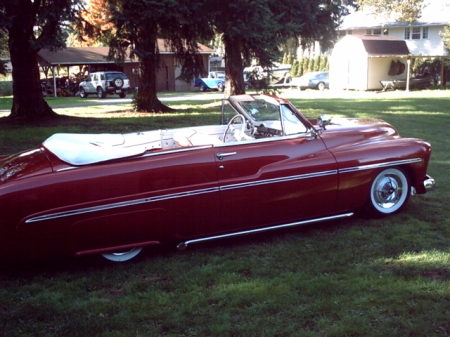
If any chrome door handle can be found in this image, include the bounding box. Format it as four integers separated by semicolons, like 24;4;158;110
216;151;237;160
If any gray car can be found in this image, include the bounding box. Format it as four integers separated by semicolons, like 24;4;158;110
291;71;329;91
79;71;131;99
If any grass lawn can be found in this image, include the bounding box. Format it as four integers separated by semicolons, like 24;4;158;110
0;89;449;337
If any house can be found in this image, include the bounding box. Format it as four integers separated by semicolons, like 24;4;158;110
37;41;214;95
338;0;450;56
329;35;410;90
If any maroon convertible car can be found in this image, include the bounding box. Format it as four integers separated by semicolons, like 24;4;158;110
0;94;435;263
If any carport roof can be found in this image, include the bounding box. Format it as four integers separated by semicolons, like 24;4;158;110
38;42;214;67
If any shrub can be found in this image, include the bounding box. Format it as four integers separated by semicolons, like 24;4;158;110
0;80;12;96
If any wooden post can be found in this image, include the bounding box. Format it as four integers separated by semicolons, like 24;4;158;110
441;58;445;90
406;58;411;92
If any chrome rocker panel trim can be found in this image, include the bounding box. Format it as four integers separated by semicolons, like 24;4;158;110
176;212;354;250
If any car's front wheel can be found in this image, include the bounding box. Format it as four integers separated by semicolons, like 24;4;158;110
79;88;88;98
199;84;206;92
101;247;144;263
317;82;326;91
366;168;410;217
97;87;107;99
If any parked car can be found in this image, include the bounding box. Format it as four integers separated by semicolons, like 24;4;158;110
0;94;434;263
292;71;329;91
194;71;225;92
79;71;131;98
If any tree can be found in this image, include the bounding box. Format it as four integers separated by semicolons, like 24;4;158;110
98;0;213;112
441;21;450;53
357;0;425;23
0;0;82;119
205;0;343;97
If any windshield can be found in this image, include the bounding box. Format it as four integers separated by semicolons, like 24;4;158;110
235;96;308;136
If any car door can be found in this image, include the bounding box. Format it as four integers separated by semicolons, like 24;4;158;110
214;105;338;233
84;74;95;93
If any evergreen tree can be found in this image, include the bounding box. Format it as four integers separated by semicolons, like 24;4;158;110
315;56;321;71
291;60;299;77
0;0;82;119
105;0;214;112
205;0;343;96
309;58;315;73
303;58;310;75
298;58;305;76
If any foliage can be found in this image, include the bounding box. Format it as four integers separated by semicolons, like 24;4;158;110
88;0;214;113
0;0;83;119
207;0;343;97
357;0;425;23
0;80;12;96
441;25;450;53
287;55;330;77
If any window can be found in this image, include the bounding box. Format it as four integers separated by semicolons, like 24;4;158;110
338;30;352;37
405;27;410;39
405;27;428;40
281;106;308;136
373;28;381;35
412;27;421;39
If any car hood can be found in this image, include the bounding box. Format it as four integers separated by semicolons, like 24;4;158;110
0;148;53;184
313;118;400;150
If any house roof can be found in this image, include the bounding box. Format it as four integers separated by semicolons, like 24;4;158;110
37;41;214;67
339;35;410;56
340;0;450;30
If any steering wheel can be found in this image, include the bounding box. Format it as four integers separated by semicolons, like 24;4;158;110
222;114;246;143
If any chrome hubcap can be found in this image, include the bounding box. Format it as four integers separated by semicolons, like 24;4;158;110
373;175;403;209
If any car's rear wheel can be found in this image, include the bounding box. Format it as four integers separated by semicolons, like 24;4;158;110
217;82;224;92
366;168;410;217
79;88;88;98
317;82;326;91
101;247;144;263
199;84;206;92
97;87;107;99
119;92;126;98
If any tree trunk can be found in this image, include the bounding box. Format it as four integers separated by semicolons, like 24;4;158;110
224;38;246;97
133;35;172;113
8;8;57;120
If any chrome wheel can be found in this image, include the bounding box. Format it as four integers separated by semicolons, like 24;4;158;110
367;168;410;216
101;247;143;262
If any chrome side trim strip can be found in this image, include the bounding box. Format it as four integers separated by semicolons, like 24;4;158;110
220;170;337;191
25;187;219;224
176;212;354;250
338;158;422;174
141;145;212;158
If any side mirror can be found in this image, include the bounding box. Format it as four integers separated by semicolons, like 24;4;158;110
318;114;332;130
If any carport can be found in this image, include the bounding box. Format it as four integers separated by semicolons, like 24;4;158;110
37;42;214;96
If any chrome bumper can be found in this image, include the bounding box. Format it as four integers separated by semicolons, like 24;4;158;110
411;174;435;195
424;174;435;189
